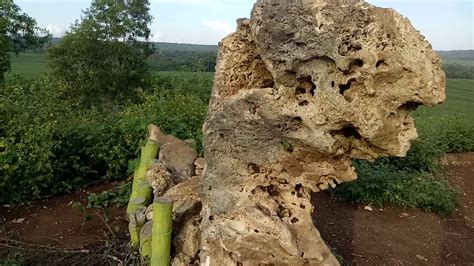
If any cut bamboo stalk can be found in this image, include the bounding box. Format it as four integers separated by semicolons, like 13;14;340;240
140;220;153;259
129;207;147;249
151;197;174;266
126;134;159;217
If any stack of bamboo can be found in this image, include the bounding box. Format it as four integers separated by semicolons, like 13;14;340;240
126;125;174;265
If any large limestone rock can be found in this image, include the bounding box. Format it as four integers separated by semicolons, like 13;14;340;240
153;127;198;184
199;0;445;265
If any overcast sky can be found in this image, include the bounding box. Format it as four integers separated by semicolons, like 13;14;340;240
16;0;473;50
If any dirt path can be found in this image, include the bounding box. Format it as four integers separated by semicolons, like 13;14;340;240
1;154;473;264
313;153;474;265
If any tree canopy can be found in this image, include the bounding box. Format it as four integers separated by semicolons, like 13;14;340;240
48;0;154;105
0;0;50;82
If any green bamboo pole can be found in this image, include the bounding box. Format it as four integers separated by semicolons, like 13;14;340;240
126;139;159;217
129;207;147;249
140;220;153;260
151;197;174;266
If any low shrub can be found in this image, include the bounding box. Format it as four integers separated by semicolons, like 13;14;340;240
0;73;210;204
331;160;458;216
86;182;132;209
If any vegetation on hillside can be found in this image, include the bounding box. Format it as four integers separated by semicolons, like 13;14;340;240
438;50;474;60
0;0;50;83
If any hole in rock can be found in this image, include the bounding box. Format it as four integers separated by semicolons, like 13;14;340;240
292;117;302;122
285;70;297;76
261;79;275;88
208;185;212;191
339;79;356;95
350;59;364;68
291;217;299;224
332;125;362;140
400;101;422;112
295;87;306;95
299;100;309;106
331;81;335;87
300;204;306;209
209;215;214;221
297;76;317;96
263;185;279;197
301;251;305;257
376;60;386;68
254;229;259;233
295;184;304;198
276;205;291;219
248;163;260;174
256;204;271;216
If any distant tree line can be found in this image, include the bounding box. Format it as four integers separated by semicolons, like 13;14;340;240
438;50;474;60
443;64;474;80
148;50;217;72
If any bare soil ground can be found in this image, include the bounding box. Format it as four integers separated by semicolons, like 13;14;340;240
1;153;473;265
313;153;474;265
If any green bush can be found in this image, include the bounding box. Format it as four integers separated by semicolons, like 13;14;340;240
0;73;210;204
331;160;458;216
86;182;132;209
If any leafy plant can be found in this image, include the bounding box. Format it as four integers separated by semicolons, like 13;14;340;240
331;160;458;216
87;182;132;209
0;73;210;204
0;250;25;266
48;0;154;105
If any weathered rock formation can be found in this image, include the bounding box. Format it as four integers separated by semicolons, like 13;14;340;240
145;0;445;264
198;0;445;264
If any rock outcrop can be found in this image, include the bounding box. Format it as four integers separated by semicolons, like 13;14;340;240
198;0;445;265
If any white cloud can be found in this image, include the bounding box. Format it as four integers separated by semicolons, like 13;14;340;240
46;24;66;37
202;19;234;36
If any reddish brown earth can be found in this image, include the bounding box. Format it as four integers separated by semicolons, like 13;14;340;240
0;153;473;264
0;181;129;250
313;153;474;265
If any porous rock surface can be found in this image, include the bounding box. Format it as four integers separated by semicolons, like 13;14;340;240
154;127;198;184
198;0;445;265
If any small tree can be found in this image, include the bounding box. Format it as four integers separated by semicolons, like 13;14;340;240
48;0;154;105
0;0;50;83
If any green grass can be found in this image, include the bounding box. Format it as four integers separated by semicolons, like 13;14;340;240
8;53;216;80
415;79;474;153
9;53;48;79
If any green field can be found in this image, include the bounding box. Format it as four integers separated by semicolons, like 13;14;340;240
9;53;474;120
443;59;474;67
9;53;48;78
